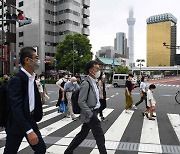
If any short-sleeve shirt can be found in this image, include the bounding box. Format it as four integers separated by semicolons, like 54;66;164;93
140;82;147;92
125;80;132;92
147;89;156;107
56;78;67;88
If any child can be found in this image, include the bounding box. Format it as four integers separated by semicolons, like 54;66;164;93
145;84;156;120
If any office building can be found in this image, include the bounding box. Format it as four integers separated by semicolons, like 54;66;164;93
114;32;129;58
16;0;90;73
96;46;116;59
147;13;177;66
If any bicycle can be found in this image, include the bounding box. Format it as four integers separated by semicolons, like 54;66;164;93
175;91;180;104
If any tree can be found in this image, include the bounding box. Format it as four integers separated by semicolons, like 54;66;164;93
55;34;93;74
114;66;129;74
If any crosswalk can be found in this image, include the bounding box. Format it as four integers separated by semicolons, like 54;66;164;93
0;104;180;154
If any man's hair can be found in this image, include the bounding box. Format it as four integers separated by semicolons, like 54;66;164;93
149;84;156;89
85;60;98;74
19;47;36;66
128;73;133;78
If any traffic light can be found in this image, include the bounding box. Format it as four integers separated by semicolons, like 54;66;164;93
18;17;32;26
5;10;32;26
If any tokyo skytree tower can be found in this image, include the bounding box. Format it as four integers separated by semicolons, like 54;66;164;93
127;8;136;64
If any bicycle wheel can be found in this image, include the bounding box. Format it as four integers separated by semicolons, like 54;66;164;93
175;91;180;104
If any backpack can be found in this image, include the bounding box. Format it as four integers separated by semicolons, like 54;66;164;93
71;80;90;114
0;79;9;127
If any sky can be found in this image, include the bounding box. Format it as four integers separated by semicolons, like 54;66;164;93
89;0;180;61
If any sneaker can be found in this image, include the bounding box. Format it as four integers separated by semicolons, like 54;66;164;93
152;115;156;117
142;112;145;116
66;114;70;118
72;117;77;121
125;109;130;114
132;105;137;110
101;117;108;122
145;112;149;118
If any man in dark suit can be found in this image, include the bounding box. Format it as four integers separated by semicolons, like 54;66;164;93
4;47;46;154
64;60;107;154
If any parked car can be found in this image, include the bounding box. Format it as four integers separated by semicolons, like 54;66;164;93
112;74;128;87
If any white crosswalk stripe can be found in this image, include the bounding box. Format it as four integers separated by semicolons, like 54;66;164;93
46;108;114;154
0;104;180;154
167;114;180;142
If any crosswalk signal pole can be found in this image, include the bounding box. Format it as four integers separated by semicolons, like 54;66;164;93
1;0;4;76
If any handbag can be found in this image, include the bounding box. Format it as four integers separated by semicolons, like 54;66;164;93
59;101;66;113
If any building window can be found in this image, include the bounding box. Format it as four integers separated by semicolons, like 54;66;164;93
19;1;24;7
19;32;23;37
19;42;24;47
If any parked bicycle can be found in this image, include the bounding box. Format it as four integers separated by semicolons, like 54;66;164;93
175;91;180;104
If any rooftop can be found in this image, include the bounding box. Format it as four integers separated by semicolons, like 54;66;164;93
96;56;121;66
146;13;177;24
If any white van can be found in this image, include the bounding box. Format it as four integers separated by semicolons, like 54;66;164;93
112;74;128;87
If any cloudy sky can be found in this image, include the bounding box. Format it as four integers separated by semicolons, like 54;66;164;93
89;0;180;61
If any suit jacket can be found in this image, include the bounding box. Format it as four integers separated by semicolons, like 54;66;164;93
6;70;43;135
78;76;98;123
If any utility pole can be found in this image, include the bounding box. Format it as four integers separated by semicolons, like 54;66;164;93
72;39;74;76
1;0;4;76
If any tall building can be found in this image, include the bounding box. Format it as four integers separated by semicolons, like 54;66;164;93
16;0;90;73
127;8;136;65
0;0;16;75
146;13;177;66
96;46;116;59
114;32;129;58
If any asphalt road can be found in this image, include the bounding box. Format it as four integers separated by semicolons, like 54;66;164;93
0;81;180;154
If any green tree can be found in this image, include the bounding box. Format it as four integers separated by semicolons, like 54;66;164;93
55;34;93;74
114;66;129;74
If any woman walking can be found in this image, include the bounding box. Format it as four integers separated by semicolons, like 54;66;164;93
125;74;134;113
98;72;107;121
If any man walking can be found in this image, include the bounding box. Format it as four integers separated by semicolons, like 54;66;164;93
64;77;80;120
4;47;46;154
64;60;107;154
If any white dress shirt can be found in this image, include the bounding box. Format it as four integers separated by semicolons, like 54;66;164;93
89;76;101;109
21;67;35;134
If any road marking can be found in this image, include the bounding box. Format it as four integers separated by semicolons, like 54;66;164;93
43;106;57;112
116;93;119;95
160;94;174;97
50;100;58;103
177;85;180;87
111;95;115;97
167;114;180;142
18;117;75;151
46;108;114;154
38;111;61;124
138;113;162;153
106;98;110;101
42;104;49;108
91;110;134;154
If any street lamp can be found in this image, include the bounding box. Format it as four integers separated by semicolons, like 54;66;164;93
136;59;145;77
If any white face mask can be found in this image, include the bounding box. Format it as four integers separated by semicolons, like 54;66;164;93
73;81;77;85
41;77;45;80
29;58;41;70
95;71;101;79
